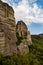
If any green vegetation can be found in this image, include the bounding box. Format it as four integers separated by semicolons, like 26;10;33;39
0;54;30;65
16;32;24;45
29;34;43;65
16;32;26;45
0;34;43;65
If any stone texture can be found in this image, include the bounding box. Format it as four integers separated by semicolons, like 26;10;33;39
16;20;27;36
0;0;17;56
27;31;32;45
16;20;32;45
17;39;29;54
16;21;32;54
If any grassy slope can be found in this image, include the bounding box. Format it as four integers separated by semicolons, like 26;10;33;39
0;34;43;65
29;34;43;65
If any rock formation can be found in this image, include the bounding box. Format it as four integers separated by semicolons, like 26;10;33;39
16;20;28;36
16;21;32;54
0;0;32;55
0;0;17;56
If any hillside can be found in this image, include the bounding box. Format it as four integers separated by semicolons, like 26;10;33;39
29;34;43;65
0;34;43;65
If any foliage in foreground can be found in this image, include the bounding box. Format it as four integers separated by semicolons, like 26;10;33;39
0;34;43;65
0;53;40;65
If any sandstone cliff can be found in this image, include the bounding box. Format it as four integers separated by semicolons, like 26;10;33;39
0;0;17;56
0;0;32;55
16;21;32;54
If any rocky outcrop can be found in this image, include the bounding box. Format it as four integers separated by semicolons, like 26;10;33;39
16;20;27;36
0;0;32;55
0;0;17;56
16;21;32;54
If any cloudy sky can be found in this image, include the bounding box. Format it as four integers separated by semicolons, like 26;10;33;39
2;0;43;34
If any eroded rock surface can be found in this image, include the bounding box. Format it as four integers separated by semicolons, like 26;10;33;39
0;0;32;55
0;0;17;56
16;21;32;54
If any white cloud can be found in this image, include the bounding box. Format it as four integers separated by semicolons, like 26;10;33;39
2;0;43;25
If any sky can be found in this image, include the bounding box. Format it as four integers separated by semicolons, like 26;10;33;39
2;0;43;35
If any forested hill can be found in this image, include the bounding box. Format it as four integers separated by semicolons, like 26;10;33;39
31;34;43;42
29;34;43;65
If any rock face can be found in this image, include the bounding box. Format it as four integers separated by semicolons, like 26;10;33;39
16;21;32;54
0;0;32;55
16;20;27;36
0;0;17;56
